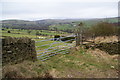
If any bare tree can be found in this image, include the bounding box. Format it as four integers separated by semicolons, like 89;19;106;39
90;22;116;38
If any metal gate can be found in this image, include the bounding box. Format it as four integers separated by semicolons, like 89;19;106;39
35;37;75;61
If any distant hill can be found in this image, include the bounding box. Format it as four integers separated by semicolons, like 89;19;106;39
1;17;118;31
1;20;49;30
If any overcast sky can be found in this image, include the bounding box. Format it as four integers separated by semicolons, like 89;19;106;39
1;0;119;20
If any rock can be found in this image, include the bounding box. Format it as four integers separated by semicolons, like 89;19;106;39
111;66;115;69
7;51;12;54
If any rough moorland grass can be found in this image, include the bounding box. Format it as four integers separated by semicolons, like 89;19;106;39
2;47;118;78
31;47;118;78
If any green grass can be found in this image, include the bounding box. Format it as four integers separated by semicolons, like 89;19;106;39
2;28;118;78
2;32;37;38
32;47;118;78
3;47;118;78
1;28;73;59
1;28;68;38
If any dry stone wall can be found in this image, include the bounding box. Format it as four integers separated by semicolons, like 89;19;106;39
2;37;37;66
84;41;120;55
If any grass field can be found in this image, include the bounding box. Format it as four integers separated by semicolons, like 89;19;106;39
1;28;69;38
1;28;72;49
1;28;74;59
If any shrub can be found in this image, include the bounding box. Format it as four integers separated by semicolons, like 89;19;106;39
90;22;116;37
2;29;5;30
7;30;11;33
54;35;60;41
36;31;40;36
61;37;75;41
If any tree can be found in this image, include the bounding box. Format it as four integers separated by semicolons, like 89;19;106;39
54;35;60;41
36;31;40;37
83;27;93;40
90;22;116;38
27;30;31;35
54;27;58;33
2;29;5;30
7;30;11;33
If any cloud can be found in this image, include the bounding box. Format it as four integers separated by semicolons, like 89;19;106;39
1;0;119;20
1;0;119;2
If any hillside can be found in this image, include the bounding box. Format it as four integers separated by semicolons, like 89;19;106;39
1;20;49;30
1;17;119;31
2;29;119;78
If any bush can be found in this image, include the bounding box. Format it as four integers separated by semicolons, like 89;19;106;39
7;30;11;33
61;37;75;41
54;35;60;41
2;29;5;30
36;31;40;36
90;22;116;37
